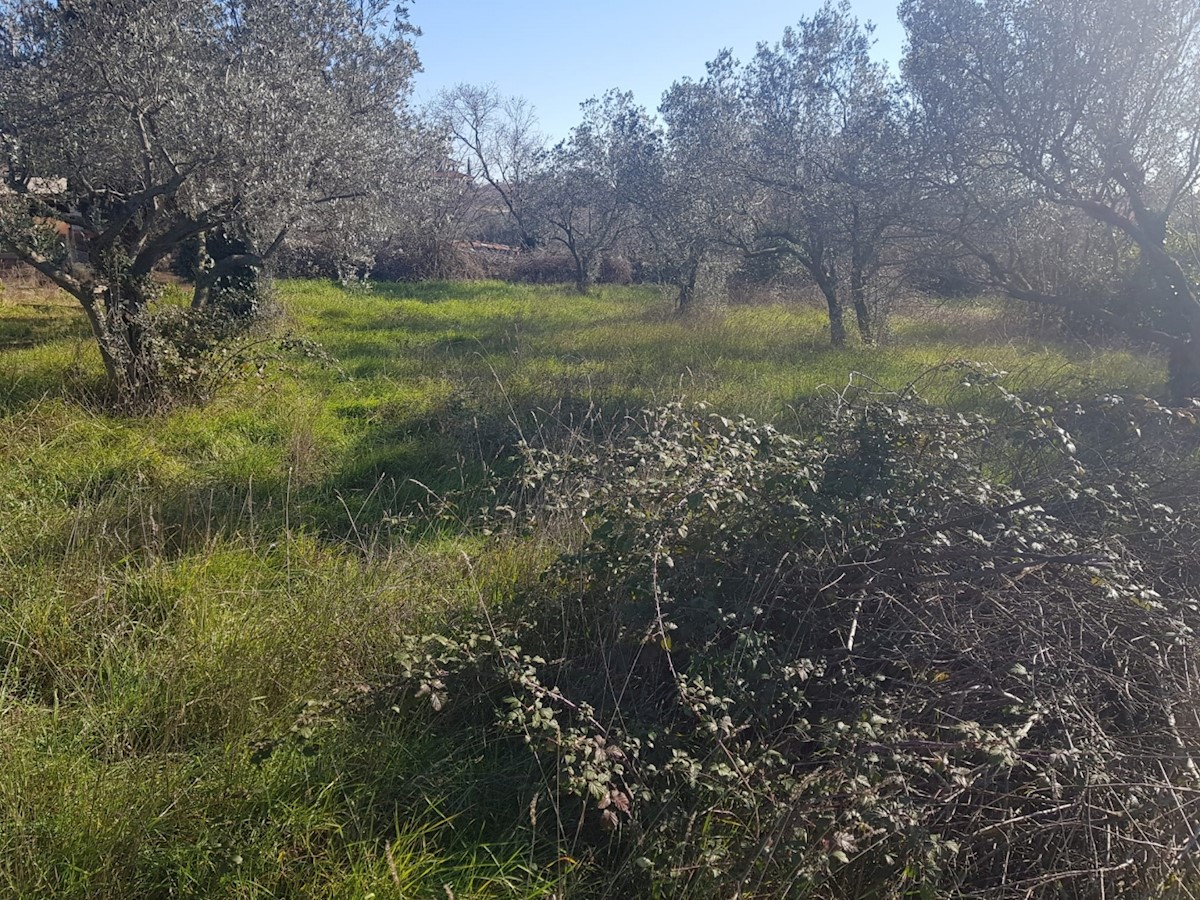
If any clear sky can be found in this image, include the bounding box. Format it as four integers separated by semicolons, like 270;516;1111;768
408;0;907;140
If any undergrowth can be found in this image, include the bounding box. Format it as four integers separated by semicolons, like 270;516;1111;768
382;377;1200;897
0;278;1182;897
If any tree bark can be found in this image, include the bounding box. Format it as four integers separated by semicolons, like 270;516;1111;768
105;276;156;404
849;208;875;344
850;256;874;344
823;286;847;347
77;286;121;388
572;252;592;294
1168;341;1200;404
812;263;846;347
191;230;212;310
68;278;154;405
676;257;700;314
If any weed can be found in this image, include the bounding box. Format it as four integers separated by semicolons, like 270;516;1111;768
0;278;1173;897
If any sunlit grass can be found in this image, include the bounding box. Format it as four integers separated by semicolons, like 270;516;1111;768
282;279;1160;422
0;275;1168;896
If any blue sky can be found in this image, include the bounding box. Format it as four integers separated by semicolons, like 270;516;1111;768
408;1;907;140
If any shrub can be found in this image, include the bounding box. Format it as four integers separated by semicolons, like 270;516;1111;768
385;371;1200;897
146;298;338;408
598;255;633;286
726;255;812;306
512;252;578;285
372;239;494;282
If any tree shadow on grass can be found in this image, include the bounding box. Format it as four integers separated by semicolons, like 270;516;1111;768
0;300;107;414
0;356;109;417
370;280;531;304
296;395;533;543
0;313;91;349
6;402;524;567
163;393;633;557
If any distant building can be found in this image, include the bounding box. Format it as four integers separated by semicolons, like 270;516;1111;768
433;156;472;185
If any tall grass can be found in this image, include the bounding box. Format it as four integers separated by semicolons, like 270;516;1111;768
0;278;1167;897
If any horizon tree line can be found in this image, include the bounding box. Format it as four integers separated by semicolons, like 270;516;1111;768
2;0;1199;403
438;0;1200;400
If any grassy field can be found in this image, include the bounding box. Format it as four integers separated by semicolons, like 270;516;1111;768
0;278;1167;897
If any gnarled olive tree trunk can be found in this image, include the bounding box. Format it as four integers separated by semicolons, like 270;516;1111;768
70;271;159;406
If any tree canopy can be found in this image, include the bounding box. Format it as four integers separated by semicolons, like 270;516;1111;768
901;0;1200;398
6;0;1200;403
0;0;431;403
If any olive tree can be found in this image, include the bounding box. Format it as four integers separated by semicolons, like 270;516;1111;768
901;0;1200;400
651;58;753;313
0;0;428;404
529;92;644;294
739;1;907;345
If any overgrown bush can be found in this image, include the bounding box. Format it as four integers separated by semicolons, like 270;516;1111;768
903;254;980;300
598;255;634;286
145;299;338;407
372;238;495;282
384;371;1200;897
726;256;813;306
512;252;578;285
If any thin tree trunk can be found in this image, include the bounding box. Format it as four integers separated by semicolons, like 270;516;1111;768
823;285;847;347
812;262;846;347
1141;216;1200;403
572;252;591;295
676;281;695;315
87;272;156;406
850;258;874;345
849;213;875;344
676;258;700;314
76;286;121;388
113;279;154;402
191;230;211;310
73;279;154;405
1168;340;1200;404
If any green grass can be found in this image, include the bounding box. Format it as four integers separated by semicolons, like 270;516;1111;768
284;280;1160;421
0;278;1167;897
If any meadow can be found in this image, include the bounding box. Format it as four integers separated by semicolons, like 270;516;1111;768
0;278;1169;897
